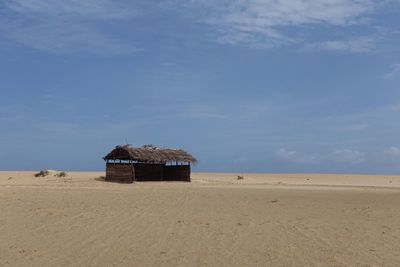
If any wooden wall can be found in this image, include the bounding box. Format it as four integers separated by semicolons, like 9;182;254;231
106;163;134;183
132;163;164;181
105;163;191;183
164;165;191;182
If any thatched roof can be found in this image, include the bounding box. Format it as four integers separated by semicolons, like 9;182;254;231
103;145;197;164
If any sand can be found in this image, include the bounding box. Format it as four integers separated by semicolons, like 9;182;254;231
1;172;400;266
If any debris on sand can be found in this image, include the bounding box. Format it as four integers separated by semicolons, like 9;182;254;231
56;171;67;177
237;175;244;180
34;170;51;177
34;170;67;178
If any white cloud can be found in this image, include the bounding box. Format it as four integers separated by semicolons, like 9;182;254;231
275;148;318;164
273;144;400;169
4;0;135;19
276;148;366;165
305;36;376;53
0;0;140;55
275;148;297;161
186;0;376;48
0;105;28;122
383;146;400;157
233;156;247;164
333;149;365;163
383;64;400;79
3;20;140;55
1;0;397;53
388;103;400;111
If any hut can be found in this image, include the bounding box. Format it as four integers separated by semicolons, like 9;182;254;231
103;145;197;183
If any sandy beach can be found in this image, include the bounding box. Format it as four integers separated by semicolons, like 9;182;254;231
1;172;400;266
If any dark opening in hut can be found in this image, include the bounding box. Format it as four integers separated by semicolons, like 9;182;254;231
103;145;197;183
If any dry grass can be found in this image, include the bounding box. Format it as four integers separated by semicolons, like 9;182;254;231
56;171;67;177
35;170;67;178
34;170;50;177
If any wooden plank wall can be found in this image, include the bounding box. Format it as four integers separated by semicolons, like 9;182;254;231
164;165;191;182
133;163;164;181
105;163;191;183
105;163;134;183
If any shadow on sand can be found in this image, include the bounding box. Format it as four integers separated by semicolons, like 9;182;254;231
94;176;106;182
94;176;134;184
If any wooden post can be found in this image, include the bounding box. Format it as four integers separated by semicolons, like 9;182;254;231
130;160;135;183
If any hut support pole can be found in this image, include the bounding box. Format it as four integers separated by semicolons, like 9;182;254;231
130;160;136;183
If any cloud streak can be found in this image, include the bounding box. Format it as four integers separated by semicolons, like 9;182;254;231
383;146;400;158
275;148;366;165
165;0;400;52
1;0;398;54
305;36;376;53
384;64;400;79
4;0;136;19
275;149;318;164
184;0;376;48
0;0;140;55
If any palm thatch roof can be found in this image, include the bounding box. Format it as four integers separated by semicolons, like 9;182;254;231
103;145;197;164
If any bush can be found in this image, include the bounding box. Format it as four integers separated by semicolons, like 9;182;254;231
237;175;244;180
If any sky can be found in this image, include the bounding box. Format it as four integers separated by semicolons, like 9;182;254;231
0;0;400;174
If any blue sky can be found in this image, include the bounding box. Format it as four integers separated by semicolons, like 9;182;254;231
0;0;400;173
